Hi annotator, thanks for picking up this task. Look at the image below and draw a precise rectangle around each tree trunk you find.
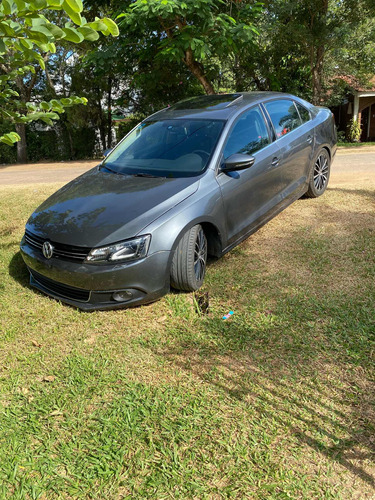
[96,87,106,151]
[66,125,75,160]
[311,46,324,105]
[16,123,27,163]
[184,48,215,94]
[107,76,112,148]
[234,55,244,91]
[309,0,328,105]
[99,119,107,152]
[14,67,41,163]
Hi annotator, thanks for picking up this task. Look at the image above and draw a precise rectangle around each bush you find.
[347,118,361,142]
[336,130,346,143]
[26,128,67,162]
[0,120,98,164]
[0,121,17,164]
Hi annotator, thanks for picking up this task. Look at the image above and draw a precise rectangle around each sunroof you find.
[170,94,242,110]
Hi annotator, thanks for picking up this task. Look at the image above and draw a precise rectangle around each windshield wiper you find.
[100,164,122,175]
[132,173,165,178]
[101,165,166,178]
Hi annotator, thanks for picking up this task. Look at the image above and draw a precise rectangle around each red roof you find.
[334,75,375,92]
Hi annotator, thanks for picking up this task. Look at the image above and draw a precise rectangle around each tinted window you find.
[103,119,225,178]
[264,100,301,138]
[223,106,270,159]
[295,101,310,123]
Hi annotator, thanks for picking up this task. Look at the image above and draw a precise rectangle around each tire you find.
[170,224,207,291]
[305,149,331,198]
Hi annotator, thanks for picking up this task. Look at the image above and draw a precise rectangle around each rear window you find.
[295,101,310,123]
[264,99,301,138]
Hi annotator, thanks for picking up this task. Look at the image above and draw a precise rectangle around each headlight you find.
[85,235,151,263]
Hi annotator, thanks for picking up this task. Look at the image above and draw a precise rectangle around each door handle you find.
[271,157,279,167]
[307,135,313,144]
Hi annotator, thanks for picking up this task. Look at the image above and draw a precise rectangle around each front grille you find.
[30,270,90,302]
[25,230,90,262]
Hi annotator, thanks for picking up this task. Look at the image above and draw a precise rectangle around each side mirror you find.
[221,154,255,172]
[103,148,113,158]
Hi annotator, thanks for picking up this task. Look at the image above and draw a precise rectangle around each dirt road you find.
[0,160,99,186]
[0,148,374,186]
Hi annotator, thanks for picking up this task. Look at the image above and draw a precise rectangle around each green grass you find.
[0,183,374,499]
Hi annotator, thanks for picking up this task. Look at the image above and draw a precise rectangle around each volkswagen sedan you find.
[20,92,337,310]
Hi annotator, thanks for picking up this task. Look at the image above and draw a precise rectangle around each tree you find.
[0,0,119,162]
[118,0,262,95]
[253,0,375,104]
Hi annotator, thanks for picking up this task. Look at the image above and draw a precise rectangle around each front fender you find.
[142,172,226,275]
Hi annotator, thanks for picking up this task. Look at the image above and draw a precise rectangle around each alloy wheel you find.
[313,153,329,191]
[193,228,207,281]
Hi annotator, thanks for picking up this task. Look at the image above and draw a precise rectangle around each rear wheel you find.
[305,149,331,198]
[171,224,207,291]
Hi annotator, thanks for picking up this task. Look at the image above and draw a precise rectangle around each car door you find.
[216,105,283,246]
[262,99,314,199]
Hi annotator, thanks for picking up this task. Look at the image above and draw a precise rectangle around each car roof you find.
[146,92,302,121]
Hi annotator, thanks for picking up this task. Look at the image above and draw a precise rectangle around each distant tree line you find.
[1,0,374,163]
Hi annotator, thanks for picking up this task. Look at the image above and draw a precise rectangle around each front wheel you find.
[305,149,331,198]
[170,224,207,291]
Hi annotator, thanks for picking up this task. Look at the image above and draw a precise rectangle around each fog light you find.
[112,291,133,302]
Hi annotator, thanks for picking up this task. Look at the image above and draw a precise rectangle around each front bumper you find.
[20,237,170,311]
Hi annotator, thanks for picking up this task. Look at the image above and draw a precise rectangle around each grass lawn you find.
[0,175,374,499]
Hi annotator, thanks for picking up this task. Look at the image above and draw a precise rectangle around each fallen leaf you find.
[157,315,167,323]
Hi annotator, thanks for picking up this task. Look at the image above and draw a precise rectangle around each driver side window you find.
[224,105,270,159]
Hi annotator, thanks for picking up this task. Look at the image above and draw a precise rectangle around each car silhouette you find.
[20,92,337,310]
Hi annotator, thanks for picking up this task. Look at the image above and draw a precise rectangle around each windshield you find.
[102,119,225,178]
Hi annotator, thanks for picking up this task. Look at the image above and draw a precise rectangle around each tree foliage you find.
[1,0,375,163]
[0,0,118,152]
[118,0,262,94]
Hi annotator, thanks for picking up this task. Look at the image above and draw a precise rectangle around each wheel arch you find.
[166,218,223,290]
[167,218,223,270]
[322,145,331,159]
[200,221,223,257]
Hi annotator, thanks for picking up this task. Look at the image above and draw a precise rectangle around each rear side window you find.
[223,105,270,159]
[295,101,310,123]
[264,99,301,138]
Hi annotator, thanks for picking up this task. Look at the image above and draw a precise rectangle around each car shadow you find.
[8,251,30,288]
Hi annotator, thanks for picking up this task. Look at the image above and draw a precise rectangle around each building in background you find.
[332,76,375,142]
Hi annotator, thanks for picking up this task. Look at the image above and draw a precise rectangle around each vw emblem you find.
[42,241,54,259]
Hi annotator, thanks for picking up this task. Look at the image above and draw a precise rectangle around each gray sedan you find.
[20,92,337,310]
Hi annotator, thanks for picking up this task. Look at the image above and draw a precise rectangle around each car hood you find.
[26,167,199,247]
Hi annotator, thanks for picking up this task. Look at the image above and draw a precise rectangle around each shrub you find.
[336,130,346,143]
[347,118,361,142]
[0,120,99,164]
